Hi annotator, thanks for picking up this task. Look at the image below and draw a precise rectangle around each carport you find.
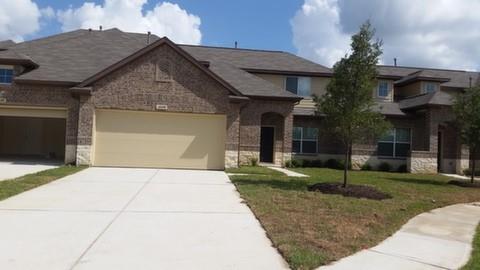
[0,106,67,162]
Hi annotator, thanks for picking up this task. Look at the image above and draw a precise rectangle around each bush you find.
[361,163,372,171]
[302,159,312,167]
[464,168,480,176]
[337,159,352,170]
[310,159,323,168]
[378,162,392,172]
[397,164,408,173]
[291,159,304,168]
[325,159,340,169]
[284,160,292,168]
[249,157,258,167]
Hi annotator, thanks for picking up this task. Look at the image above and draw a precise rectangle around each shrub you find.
[325,159,339,169]
[337,159,352,170]
[302,159,312,167]
[249,157,258,167]
[397,164,408,173]
[361,163,372,171]
[291,159,304,168]
[284,160,292,168]
[378,162,392,172]
[464,168,480,176]
[310,159,323,168]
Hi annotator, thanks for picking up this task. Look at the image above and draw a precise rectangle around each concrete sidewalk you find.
[318,203,480,270]
[0,160,59,181]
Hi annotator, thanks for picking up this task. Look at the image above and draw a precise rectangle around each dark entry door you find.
[260,127,275,163]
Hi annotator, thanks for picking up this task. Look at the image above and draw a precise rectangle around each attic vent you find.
[156,59,173,82]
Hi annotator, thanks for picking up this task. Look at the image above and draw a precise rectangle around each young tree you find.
[453,85,480,183]
[314,21,390,187]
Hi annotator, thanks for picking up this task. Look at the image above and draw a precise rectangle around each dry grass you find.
[230,167,480,270]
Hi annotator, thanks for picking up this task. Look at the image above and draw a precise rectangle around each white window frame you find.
[285,76,312,97]
[0,65,14,85]
[377,128,412,158]
[293,127,318,154]
[377,80,390,98]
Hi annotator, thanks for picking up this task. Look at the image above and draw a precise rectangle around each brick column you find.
[76,95,94,165]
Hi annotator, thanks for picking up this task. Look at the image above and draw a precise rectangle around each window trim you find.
[284,76,312,98]
[377,80,390,98]
[377,128,412,158]
[292,127,318,154]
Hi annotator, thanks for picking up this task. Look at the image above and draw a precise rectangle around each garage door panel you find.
[93,110,226,170]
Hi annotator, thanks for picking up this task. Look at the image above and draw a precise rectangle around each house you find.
[0,28,477,173]
[291,66,480,174]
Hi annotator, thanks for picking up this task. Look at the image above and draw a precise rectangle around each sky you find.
[1,0,479,70]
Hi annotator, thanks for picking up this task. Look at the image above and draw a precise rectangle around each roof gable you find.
[77,37,243,97]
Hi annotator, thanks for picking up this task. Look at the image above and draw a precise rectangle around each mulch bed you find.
[449,180,480,188]
[308,182,392,200]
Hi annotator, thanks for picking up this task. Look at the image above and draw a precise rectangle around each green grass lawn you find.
[225,166,284,176]
[229,167,480,270]
[462,225,480,270]
[0,165,86,201]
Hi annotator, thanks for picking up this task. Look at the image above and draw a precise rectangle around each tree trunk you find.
[343,144,350,188]
[471,147,476,184]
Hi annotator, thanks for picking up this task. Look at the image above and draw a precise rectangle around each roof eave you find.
[247,94,303,102]
[243,68,332,77]
[13,78,78,86]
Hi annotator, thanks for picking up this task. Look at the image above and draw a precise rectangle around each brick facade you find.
[0,83,78,163]
[0,43,296,169]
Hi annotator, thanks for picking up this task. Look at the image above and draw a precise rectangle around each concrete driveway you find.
[0,159,59,181]
[0,167,288,270]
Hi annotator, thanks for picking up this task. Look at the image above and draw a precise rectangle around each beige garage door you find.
[93,110,226,170]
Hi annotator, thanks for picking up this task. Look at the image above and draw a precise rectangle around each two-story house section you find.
[285,64,479,174]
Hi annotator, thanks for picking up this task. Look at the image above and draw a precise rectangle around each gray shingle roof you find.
[11,29,155,83]
[399,90,455,110]
[207,61,298,99]
[179,45,332,75]
[0,28,324,99]
[0,40,15,50]
[378,65,480,89]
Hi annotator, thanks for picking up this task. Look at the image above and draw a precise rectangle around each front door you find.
[260,126,275,163]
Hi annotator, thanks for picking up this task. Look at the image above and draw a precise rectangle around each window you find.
[423,82,437,93]
[286,77,311,97]
[377,81,389,97]
[0,68,13,84]
[155,60,172,82]
[377,128,411,158]
[293,127,318,154]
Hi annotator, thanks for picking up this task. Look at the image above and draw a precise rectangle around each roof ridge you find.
[178,43,285,54]
[378,64,474,73]
[18,29,89,46]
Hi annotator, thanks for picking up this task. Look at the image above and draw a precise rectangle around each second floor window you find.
[0,68,13,84]
[423,82,437,93]
[377,81,389,98]
[286,77,311,97]
[293,127,318,154]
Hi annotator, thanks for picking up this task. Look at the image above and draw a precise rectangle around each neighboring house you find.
[0,28,477,173]
[291,66,480,174]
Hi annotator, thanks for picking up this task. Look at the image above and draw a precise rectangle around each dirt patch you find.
[308,182,392,200]
[449,180,480,188]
